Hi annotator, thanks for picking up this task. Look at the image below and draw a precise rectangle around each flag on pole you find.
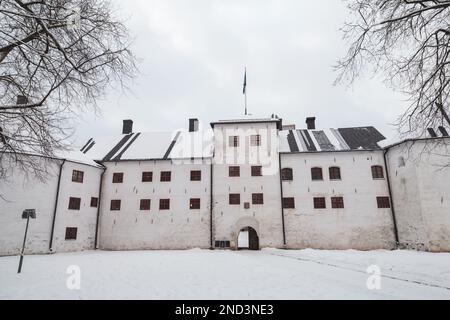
[243,68,247,95]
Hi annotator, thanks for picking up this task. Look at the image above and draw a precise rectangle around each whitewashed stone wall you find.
[0,155,103,256]
[51,161,103,253]
[212,122,284,249]
[98,159,212,250]
[281,151,397,250]
[386,139,450,252]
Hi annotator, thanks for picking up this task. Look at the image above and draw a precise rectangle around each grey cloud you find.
[73,0,407,146]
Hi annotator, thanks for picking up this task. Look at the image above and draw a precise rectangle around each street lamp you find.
[18,209,36,274]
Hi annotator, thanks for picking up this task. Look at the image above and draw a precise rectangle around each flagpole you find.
[244,67,248,116]
[245,91,247,116]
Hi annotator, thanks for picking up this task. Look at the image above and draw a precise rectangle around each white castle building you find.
[1,116,449,255]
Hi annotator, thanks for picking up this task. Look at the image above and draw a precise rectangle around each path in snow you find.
[0,249,449,300]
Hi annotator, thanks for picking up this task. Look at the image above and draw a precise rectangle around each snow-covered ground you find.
[0,249,449,300]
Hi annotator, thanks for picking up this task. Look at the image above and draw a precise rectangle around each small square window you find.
[140,199,151,211]
[65,227,77,240]
[72,170,84,183]
[161,171,171,182]
[110,200,121,211]
[331,197,344,209]
[314,197,326,209]
[252,193,264,205]
[190,171,202,181]
[190,198,201,209]
[377,197,391,209]
[372,166,385,179]
[68,197,81,210]
[159,199,170,210]
[90,197,98,208]
[283,197,295,209]
[229,136,239,147]
[251,166,262,177]
[282,168,293,181]
[329,167,341,180]
[229,194,241,205]
[250,135,261,147]
[229,166,240,177]
[311,168,323,181]
[112,173,124,183]
[142,172,153,182]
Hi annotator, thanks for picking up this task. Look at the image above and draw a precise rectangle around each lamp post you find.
[18,209,36,274]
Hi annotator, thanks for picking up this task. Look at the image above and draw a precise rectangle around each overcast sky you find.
[73,0,408,146]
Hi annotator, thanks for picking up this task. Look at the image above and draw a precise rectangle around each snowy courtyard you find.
[0,249,449,300]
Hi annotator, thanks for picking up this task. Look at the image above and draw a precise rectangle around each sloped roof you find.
[81,124,386,161]
[279,127,386,153]
[81,130,214,162]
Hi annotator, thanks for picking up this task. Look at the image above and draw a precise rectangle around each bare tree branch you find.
[336,0,450,139]
[0,0,137,180]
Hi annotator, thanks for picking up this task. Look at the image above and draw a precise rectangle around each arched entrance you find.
[237,227,259,250]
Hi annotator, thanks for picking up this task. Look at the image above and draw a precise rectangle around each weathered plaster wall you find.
[212,122,284,249]
[386,139,450,252]
[98,159,212,250]
[0,155,103,256]
[281,151,397,250]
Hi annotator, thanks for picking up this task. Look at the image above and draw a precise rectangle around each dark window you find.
[65,227,77,240]
[160,171,172,182]
[190,170,202,181]
[311,167,323,181]
[72,170,84,183]
[68,197,81,210]
[250,135,261,147]
[229,166,240,177]
[215,240,231,248]
[377,197,391,209]
[314,197,326,209]
[229,194,241,205]
[159,199,170,210]
[252,193,264,205]
[251,166,262,177]
[331,197,345,209]
[140,199,151,211]
[229,136,239,147]
[90,197,98,208]
[282,197,295,209]
[244,202,250,209]
[190,198,201,209]
[281,168,293,181]
[372,166,384,179]
[112,173,124,183]
[142,172,153,182]
[110,200,121,211]
[329,167,341,180]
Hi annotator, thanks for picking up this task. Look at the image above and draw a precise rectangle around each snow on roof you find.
[55,149,103,168]
[279,127,386,153]
[82,130,214,161]
[80,121,386,162]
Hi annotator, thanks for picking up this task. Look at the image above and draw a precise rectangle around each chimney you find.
[306,117,316,130]
[189,118,199,132]
[427,128,437,138]
[438,126,449,137]
[122,119,133,135]
[17,95,28,105]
